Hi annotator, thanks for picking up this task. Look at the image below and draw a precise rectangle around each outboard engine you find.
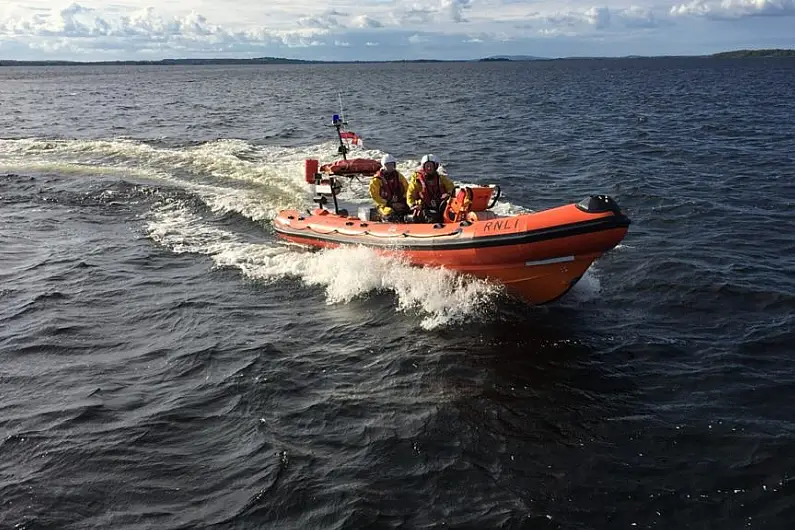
[576,195,623,215]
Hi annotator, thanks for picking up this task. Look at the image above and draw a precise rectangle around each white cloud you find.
[398,8,436,25]
[586,6,612,28]
[529,5,664,31]
[352,15,383,29]
[670,0,795,18]
[442,0,474,23]
[619,6,660,27]
[0,3,334,56]
[298,14,342,30]
[0,1,793,61]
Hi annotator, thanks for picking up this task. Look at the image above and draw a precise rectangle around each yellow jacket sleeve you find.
[369,177,390,215]
[406,172,422,209]
[369,176,386,207]
[399,172,409,196]
[398,172,410,210]
[440,174,455,195]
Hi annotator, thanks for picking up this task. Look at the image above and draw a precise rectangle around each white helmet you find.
[421,154,439,166]
[381,154,397,168]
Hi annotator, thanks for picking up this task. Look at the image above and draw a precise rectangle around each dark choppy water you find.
[2,59,795,529]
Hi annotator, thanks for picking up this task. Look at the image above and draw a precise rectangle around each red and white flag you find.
[339,131,363,147]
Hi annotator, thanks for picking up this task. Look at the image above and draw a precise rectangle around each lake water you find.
[1,58,794,528]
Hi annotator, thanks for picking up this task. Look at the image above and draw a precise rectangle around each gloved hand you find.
[382,206,393,216]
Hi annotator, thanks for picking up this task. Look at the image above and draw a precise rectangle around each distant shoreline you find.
[1,49,793,67]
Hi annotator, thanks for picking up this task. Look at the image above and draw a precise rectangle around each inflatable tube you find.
[273,196,630,304]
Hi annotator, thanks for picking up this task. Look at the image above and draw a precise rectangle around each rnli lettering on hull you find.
[482,219,519,233]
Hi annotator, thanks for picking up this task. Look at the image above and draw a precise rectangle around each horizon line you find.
[2,48,794,66]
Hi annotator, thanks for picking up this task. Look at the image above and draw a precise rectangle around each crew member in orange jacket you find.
[369,154,410,222]
[406,154,455,223]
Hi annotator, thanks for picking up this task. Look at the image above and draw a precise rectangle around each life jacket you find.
[377,170,407,207]
[416,170,444,209]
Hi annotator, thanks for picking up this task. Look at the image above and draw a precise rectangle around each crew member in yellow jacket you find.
[369,154,410,222]
[406,154,455,223]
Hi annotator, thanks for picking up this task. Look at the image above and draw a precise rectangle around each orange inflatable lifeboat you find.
[274,182,631,304]
[319,158,381,177]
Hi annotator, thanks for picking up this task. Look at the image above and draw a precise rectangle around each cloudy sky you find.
[0,1,793,61]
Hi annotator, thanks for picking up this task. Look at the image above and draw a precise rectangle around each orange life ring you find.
[320,158,381,176]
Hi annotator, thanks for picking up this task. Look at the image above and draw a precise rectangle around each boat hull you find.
[273,199,630,304]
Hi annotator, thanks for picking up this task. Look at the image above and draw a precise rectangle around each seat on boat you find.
[467,187,495,212]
